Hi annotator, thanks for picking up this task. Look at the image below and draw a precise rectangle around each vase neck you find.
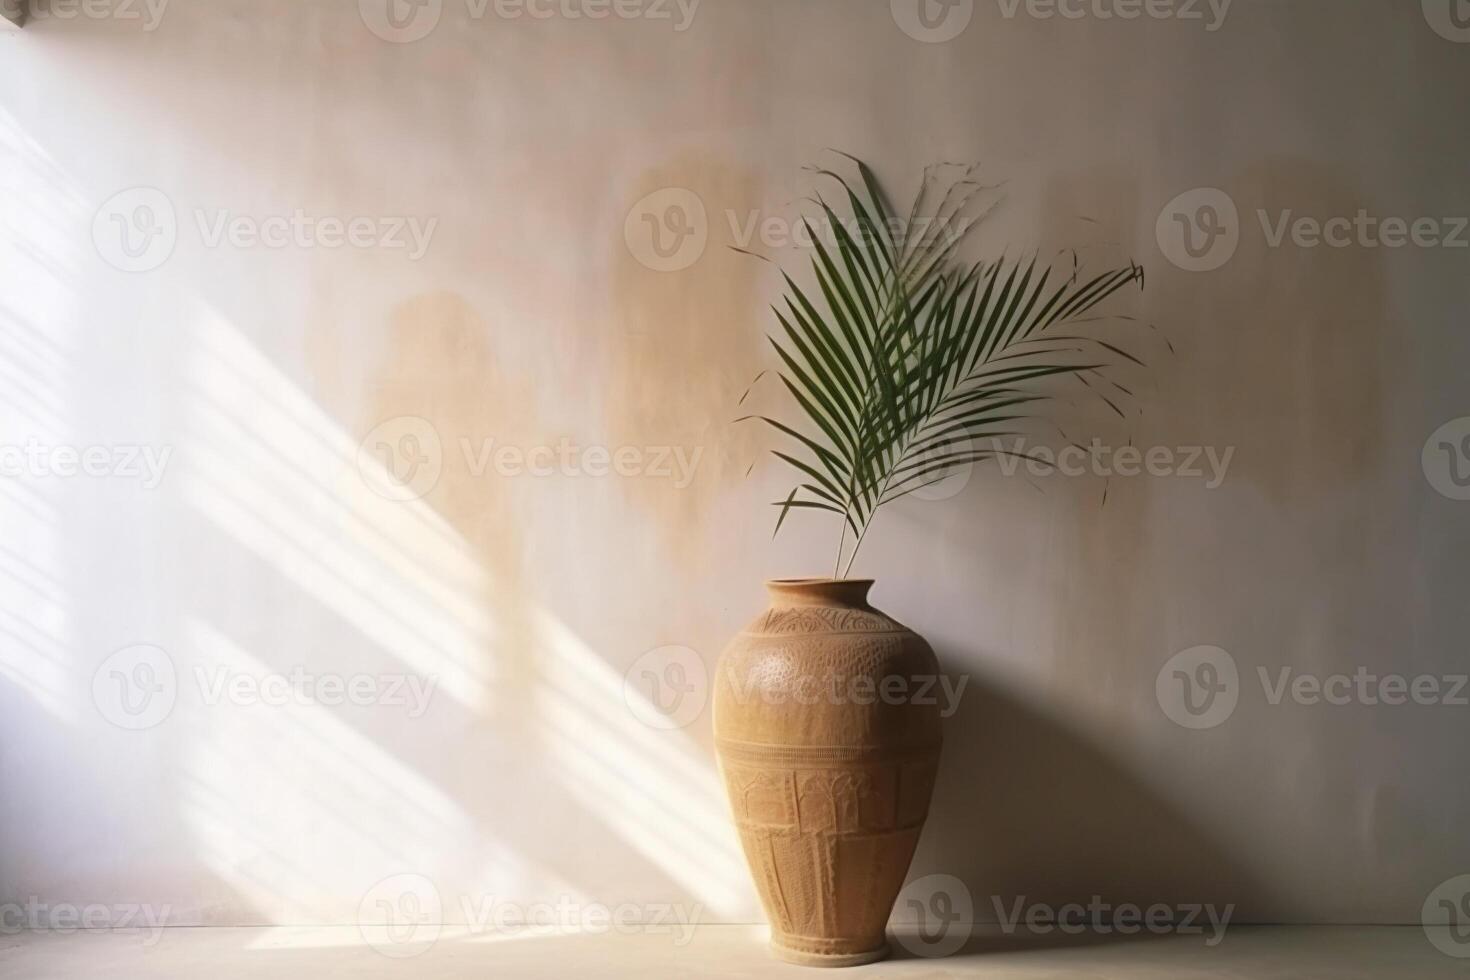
[765,578,875,609]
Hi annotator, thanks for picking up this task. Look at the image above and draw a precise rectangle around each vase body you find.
[712,579,943,967]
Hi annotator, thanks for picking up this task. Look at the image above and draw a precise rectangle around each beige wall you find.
[0,0,1467,929]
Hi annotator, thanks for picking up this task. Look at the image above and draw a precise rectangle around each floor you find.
[1,925,1464,978]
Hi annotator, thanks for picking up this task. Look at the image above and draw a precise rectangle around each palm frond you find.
[742,157,1147,576]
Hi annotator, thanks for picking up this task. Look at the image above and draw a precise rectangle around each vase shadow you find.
[886,924,1183,960]
[900,651,1269,957]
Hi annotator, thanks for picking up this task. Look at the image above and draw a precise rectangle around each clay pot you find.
[713,579,944,967]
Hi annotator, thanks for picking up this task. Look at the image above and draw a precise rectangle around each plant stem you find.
[833,520,847,579]
[841,429,912,577]
[842,522,869,578]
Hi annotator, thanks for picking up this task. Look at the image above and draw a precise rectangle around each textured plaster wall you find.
[0,0,1467,928]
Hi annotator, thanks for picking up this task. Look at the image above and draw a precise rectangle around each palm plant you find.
[739,155,1149,578]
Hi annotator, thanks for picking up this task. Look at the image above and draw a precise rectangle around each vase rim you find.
[764,578,875,607]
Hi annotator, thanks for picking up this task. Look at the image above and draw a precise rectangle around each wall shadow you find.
[900,151,1405,927]
[915,652,1263,927]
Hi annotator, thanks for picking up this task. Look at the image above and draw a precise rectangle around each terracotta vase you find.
[712,578,944,967]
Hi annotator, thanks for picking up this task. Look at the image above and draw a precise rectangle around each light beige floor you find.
[0,925,1463,978]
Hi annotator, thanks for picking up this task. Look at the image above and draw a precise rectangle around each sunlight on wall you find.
[0,107,80,723]
[535,614,755,920]
[179,304,496,711]
[182,617,485,922]
[173,307,754,924]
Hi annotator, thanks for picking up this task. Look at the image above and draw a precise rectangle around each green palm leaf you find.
[740,157,1148,576]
